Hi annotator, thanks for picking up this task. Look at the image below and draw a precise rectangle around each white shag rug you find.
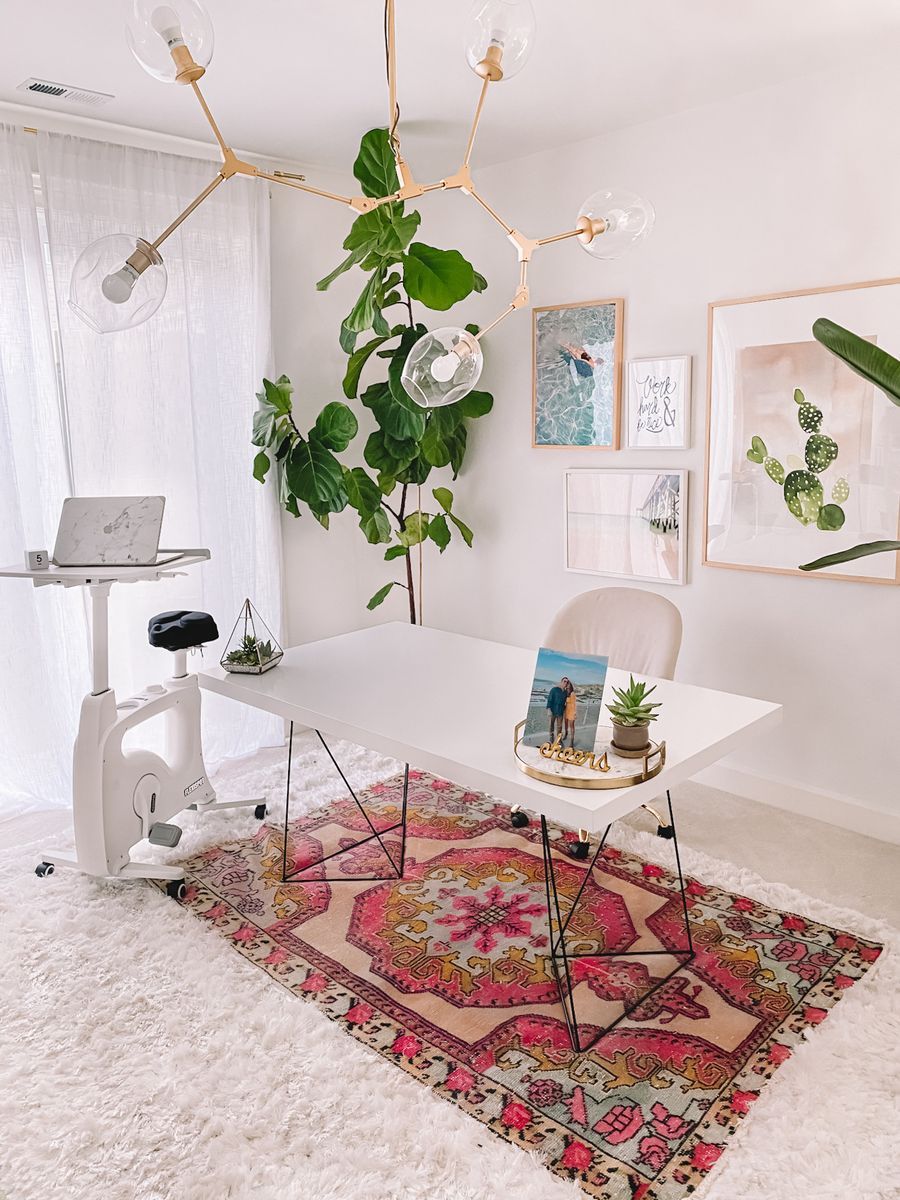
[0,734,897,1200]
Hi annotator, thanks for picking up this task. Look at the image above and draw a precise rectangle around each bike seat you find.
[148,610,219,651]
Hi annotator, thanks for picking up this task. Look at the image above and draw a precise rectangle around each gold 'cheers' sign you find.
[539,738,611,772]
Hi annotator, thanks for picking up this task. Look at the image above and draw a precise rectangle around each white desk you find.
[199,621,781,834]
[200,621,781,1052]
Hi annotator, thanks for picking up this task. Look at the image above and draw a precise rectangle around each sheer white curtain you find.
[0,125,89,816]
[37,130,283,767]
[0,128,282,817]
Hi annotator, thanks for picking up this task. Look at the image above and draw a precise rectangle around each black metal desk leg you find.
[541,797,695,1055]
[279,723,409,884]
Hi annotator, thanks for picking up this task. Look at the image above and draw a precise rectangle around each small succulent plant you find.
[746,388,849,530]
[606,675,662,727]
[224,634,277,668]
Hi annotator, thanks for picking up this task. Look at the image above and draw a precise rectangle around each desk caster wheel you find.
[657,825,675,840]
[35,862,54,878]
[166,879,187,901]
[570,841,590,860]
[254,803,267,820]
[510,807,529,829]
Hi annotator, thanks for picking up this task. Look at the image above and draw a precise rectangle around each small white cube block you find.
[25,549,50,571]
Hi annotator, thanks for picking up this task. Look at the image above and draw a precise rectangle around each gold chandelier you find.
[69,0,654,408]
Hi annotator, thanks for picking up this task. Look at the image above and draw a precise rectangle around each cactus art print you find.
[746,387,849,532]
[705,280,900,585]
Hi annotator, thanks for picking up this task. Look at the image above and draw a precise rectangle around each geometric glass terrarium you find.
[220,598,283,674]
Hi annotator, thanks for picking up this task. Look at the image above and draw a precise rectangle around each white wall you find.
[271,57,900,840]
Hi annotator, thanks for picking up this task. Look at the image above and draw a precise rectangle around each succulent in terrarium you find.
[220,598,283,674]
[224,634,276,668]
[606,675,662,727]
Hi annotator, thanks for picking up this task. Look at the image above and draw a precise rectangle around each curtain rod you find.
[7,113,308,180]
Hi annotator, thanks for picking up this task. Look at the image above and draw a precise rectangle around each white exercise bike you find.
[0,551,264,899]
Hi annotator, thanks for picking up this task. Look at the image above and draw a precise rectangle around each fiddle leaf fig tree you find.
[251,127,492,622]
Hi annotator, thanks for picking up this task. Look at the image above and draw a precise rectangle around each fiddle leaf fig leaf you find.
[316,247,366,292]
[312,402,358,452]
[360,506,392,544]
[285,440,344,505]
[262,375,294,415]
[343,334,395,399]
[361,381,426,442]
[402,243,476,311]
[432,486,453,514]
[427,512,450,552]
[384,544,408,561]
[343,466,382,516]
[252,450,270,484]
[251,408,277,448]
[354,128,399,199]
[449,513,473,547]
[398,511,429,547]
[367,580,400,610]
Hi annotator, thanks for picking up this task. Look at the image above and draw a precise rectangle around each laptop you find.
[52,496,183,568]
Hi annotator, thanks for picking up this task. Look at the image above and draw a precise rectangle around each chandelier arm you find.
[385,0,402,165]
[462,76,491,169]
[255,170,359,208]
[149,172,227,251]
[466,184,514,235]
[475,261,530,341]
[537,226,586,247]
[190,81,230,159]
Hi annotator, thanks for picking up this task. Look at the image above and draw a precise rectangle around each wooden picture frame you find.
[532,298,623,448]
[563,468,688,586]
[625,355,692,450]
[704,277,900,585]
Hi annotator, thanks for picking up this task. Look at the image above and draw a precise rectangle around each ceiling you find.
[3,0,899,177]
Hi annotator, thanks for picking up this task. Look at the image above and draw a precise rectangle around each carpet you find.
[167,766,883,1200]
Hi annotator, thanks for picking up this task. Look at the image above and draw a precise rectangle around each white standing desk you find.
[199,621,781,834]
[200,620,781,1052]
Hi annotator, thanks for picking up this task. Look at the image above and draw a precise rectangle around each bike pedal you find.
[148,822,183,848]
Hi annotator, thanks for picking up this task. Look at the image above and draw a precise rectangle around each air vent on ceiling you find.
[17,78,114,107]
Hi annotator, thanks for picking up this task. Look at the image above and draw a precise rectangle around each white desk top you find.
[0,550,210,587]
[199,622,781,832]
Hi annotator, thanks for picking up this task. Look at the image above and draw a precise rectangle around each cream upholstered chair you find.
[543,587,683,680]
[510,587,683,839]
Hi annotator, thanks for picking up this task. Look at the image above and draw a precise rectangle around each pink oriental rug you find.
[168,771,882,1199]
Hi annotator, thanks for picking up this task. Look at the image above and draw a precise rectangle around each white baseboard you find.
[697,763,900,846]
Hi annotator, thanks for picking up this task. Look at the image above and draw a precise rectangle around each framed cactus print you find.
[704,278,900,584]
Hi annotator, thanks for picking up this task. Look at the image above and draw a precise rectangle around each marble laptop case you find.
[52,496,178,567]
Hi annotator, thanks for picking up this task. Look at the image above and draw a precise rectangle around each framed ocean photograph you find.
[564,468,687,585]
[626,355,692,449]
[704,278,900,585]
[521,646,609,752]
[532,298,623,448]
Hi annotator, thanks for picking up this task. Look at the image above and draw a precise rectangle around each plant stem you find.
[397,482,416,624]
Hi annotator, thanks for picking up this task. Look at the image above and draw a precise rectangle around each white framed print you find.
[626,355,692,449]
[564,468,688,586]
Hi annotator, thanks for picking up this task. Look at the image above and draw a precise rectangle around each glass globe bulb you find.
[124,0,214,83]
[465,0,536,81]
[576,187,655,260]
[69,234,168,334]
[401,328,484,409]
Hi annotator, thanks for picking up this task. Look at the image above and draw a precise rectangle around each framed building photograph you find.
[704,278,900,584]
[626,355,691,449]
[564,468,687,585]
[533,298,623,448]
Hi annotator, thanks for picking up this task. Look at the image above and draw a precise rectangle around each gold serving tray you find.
[513,721,666,790]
